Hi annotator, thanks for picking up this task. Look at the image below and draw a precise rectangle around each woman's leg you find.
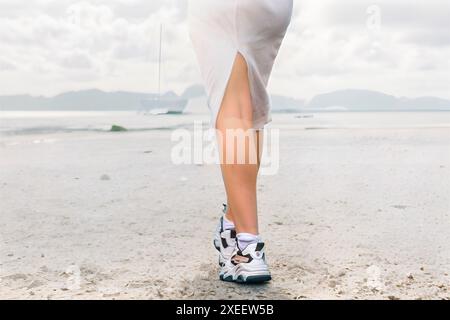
[225,130,263,227]
[216,53,263,235]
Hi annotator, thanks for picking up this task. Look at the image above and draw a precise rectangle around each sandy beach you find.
[1,111,450,300]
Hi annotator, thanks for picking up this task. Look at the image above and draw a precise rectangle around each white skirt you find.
[188,0,293,129]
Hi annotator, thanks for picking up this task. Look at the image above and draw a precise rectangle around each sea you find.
[1,111,450,136]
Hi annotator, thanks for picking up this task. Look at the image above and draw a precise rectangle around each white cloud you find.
[0,0,193,96]
[0,0,449,99]
[0,58,16,71]
[272,0,450,99]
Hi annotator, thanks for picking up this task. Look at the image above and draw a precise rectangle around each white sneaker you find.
[213,205,237,278]
[213,204,231,251]
[221,242,272,284]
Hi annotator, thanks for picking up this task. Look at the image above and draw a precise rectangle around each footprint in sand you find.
[391,205,409,210]
[100,174,111,181]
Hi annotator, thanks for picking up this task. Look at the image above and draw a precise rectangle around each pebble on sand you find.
[100,174,111,181]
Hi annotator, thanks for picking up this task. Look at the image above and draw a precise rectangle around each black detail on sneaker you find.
[213,239,220,251]
[219,216,224,233]
[230,229,237,239]
[255,242,265,252]
[237,275,272,284]
[231,252,253,266]
[222,275,234,282]
[221,236,229,249]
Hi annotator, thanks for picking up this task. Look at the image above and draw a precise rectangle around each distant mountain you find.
[181,84,205,99]
[0,89,157,111]
[307,89,450,111]
[1,87,449,112]
[271,95,305,113]
[398,96,450,109]
[0,85,205,111]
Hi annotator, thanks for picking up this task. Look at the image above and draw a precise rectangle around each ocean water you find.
[1,111,450,136]
[274,111,450,130]
[0,111,208,135]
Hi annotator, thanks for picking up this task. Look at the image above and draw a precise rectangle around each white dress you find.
[188,0,293,129]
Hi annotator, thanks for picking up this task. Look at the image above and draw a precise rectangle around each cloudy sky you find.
[0,0,449,100]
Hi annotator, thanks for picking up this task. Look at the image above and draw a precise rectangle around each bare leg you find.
[225,131,263,225]
[216,53,263,235]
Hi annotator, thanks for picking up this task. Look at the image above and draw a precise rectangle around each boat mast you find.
[158,24,163,100]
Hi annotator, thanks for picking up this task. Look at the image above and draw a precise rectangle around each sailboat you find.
[141,25,188,115]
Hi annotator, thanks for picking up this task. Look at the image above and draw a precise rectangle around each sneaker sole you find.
[220,274,272,284]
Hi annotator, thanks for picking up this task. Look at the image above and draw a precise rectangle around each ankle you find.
[237,233,261,251]
[224,213,234,223]
[223,214,235,230]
